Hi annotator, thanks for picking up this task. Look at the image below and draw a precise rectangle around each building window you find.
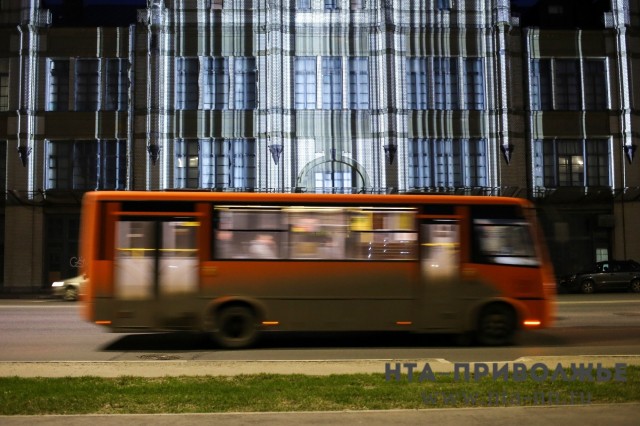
[47,58,129,112]
[322,57,342,110]
[585,139,610,186]
[433,58,459,110]
[350,0,364,10]
[47,59,70,112]
[297,0,311,10]
[437,0,452,10]
[583,59,607,111]
[175,138,256,190]
[104,59,129,111]
[294,56,366,110]
[46,140,127,190]
[201,138,230,188]
[406,58,429,110]
[534,139,610,188]
[315,170,353,193]
[176,57,254,110]
[175,139,200,188]
[175,57,199,110]
[230,138,256,188]
[408,138,487,188]
[74,59,99,112]
[176,138,231,189]
[99,140,127,189]
[434,139,461,186]
[596,248,608,262]
[530,58,607,111]
[464,58,484,110]
[554,59,581,110]
[325,0,338,10]
[234,57,256,110]
[0,72,8,111]
[202,57,229,110]
[465,138,487,186]
[294,57,317,110]
[348,57,369,109]
[407,57,482,110]
[557,148,584,186]
[530,59,553,111]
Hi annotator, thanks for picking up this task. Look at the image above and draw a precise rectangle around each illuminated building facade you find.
[0,0,638,290]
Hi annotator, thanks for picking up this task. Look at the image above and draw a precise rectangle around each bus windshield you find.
[473,219,539,266]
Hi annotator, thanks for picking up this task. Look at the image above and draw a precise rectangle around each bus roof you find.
[82,191,532,208]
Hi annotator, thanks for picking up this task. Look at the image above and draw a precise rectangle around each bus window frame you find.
[211,204,419,261]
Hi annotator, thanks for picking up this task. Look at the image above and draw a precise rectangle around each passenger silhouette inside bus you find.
[249,234,277,259]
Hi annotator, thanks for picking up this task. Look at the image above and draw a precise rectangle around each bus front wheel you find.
[476,304,516,346]
[213,306,258,349]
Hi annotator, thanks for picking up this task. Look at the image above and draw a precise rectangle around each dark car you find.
[559,260,640,294]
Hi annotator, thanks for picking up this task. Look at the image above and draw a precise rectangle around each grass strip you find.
[1,367,639,415]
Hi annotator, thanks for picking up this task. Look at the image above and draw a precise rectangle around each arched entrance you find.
[297,156,370,193]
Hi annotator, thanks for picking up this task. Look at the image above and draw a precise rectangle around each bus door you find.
[415,217,461,330]
[113,216,199,327]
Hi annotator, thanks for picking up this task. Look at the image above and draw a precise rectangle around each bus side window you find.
[214,230,236,259]
[288,210,347,260]
[347,210,417,260]
[248,234,278,259]
[213,208,286,259]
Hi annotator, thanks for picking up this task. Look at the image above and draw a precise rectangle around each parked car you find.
[51,275,86,301]
[559,260,640,294]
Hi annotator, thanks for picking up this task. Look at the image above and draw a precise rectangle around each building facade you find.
[0,0,638,290]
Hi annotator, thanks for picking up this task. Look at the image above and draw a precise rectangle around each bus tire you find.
[213,305,258,349]
[476,303,516,346]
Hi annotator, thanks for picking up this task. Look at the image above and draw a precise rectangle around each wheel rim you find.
[64,287,78,301]
[581,281,594,294]
[631,280,640,293]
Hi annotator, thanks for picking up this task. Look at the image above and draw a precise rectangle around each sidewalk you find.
[1,357,639,425]
[1,404,639,426]
[1,355,639,377]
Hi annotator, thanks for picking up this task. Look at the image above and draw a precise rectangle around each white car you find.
[51,275,86,301]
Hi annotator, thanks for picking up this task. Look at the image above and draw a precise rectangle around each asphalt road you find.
[0,293,639,362]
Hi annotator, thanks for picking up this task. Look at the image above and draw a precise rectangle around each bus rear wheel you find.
[476,304,516,346]
[213,306,258,349]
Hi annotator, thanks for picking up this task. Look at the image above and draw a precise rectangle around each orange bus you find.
[79,191,555,347]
